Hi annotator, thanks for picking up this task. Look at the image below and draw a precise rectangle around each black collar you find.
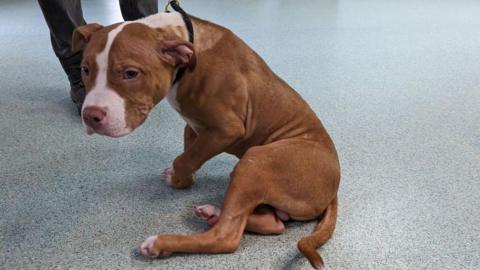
[167,1,194,84]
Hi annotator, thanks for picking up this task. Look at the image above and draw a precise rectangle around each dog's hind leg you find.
[140,157,267,257]
[194,204,286,234]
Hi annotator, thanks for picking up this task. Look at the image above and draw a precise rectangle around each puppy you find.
[73,10,340,269]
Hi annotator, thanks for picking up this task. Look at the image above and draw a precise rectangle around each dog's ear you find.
[158,39,196,70]
[72,23,104,52]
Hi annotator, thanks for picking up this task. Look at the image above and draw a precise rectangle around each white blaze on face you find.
[81,22,132,137]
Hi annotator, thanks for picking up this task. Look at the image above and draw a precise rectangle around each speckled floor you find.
[1,0,480,269]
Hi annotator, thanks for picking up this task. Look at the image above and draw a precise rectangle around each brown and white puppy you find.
[73,11,340,270]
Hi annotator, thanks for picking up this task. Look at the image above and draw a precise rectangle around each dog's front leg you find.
[166,123,245,188]
[183,125,197,151]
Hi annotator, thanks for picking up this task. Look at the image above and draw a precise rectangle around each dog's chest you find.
[166,84,201,134]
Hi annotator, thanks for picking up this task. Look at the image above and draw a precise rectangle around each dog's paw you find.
[162,166,195,189]
[162,167,175,187]
[140,235,159,257]
[140,235,172,258]
[193,204,221,226]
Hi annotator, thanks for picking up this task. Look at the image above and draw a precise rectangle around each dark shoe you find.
[59,52,84,115]
[70,81,85,115]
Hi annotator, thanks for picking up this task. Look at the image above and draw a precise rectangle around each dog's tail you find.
[297,195,338,270]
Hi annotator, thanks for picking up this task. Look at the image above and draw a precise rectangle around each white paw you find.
[163,167,175,187]
[140,235,159,258]
[193,204,221,220]
[193,204,221,226]
[162,166,197,187]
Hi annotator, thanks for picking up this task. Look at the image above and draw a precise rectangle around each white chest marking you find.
[166,84,181,112]
[166,84,201,134]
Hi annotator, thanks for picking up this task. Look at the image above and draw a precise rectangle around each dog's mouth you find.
[84,124,132,138]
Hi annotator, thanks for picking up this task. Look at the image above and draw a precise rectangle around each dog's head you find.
[72,13,195,137]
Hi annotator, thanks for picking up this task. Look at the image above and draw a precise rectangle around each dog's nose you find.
[83,106,106,128]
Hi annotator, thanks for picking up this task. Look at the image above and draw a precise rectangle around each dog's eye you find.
[123,68,140,80]
[81,65,89,76]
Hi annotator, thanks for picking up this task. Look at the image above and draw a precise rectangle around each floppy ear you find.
[158,39,196,70]
[72,23,104,52]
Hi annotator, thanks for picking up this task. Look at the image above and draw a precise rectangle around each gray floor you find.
[1,0,479,269]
